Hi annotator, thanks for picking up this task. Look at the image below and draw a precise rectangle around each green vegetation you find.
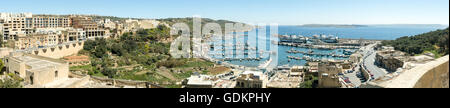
[299,75,318,88]
[0,60,4,75]
[0,78,22,88]
[0,74,23,88]
[73,25,218,87]
[0,34,3,47]
[158,17,249,32]
[381,28,449,57]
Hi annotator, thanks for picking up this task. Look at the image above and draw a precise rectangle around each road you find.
[361,44,387,80]
[344,69,362,87]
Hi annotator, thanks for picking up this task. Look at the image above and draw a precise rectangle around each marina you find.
[205,30,358,68]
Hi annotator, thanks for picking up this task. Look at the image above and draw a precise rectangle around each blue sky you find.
[1,0,448,25]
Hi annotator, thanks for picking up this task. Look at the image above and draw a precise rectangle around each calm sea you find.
[278,25,448,40]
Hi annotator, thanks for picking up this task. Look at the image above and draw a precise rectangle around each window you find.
[55,71,58,77]
[30,75,34,85]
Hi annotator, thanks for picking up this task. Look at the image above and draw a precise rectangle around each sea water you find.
[208,25,448,67]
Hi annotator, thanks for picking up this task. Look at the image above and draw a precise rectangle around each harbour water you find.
[207,25,448,67]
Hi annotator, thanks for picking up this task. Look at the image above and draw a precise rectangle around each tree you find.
[0,74,23,88]
[299,75,318,88]
[382,28,449,56]
[102,68,117,78]
[0,60,4,74]
[0,34,3,47]
[0,78,22,88]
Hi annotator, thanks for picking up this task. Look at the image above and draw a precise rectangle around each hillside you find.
[158,18,253,32]
[381,27,449,57]
[35,14,250,28]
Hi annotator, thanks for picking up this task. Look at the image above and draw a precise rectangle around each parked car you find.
[344,79,351,83]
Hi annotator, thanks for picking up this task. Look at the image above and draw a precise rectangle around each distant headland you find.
[298,24,369,28]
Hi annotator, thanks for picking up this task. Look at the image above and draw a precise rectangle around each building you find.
[31,16,71,28]
[375,50,407,72]
[183,74,213,88]
[14,33,50,49]
[290,66,305,77]
[306,62,319,76]
[318,62,343,88]
[235,71,267,88]
[0,13,33,40]
[267,67,303,88]
[4,52,69,86]
[66,28,86,41]
[1,13,74,41]
[0,48,13,58]
[350,53,362,64]
[70,16,107,39]
[96,19,116,29]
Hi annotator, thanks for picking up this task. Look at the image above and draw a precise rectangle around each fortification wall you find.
[29,42,84,59]
[384,55,449,88]
[413,57,449,88]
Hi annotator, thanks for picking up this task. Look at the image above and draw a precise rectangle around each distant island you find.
[299,24,369,28]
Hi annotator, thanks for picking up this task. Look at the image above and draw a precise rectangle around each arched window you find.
[55,71,58,77]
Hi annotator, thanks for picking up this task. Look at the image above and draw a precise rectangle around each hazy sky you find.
[1,0,448,25]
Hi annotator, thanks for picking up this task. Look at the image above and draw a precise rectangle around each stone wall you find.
[383,55,449,88]
[413,56,449,88]
[360,64,372,81]
[0,48,13,58]
[375,53,404,72]
[25,41,84,59]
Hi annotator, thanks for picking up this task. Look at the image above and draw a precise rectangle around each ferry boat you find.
[343,49,354,55]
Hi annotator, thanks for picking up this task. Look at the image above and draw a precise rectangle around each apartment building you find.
[32,16,71,28]
[0,13,33,40]
[70,16,106,39]
[14,31,69,50]
[13,28,87,50]
[1,13,73,41]
[67,28,86,41]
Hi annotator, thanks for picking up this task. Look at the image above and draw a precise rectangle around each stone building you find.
[318,62,343,88]
[4,52,69,86]
[306,62,319,76]
[375,50,407,72]
[290,66,305,77]
[183,74,213,88]
[235,71,267,88]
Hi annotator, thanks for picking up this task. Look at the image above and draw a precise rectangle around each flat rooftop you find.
[187,75,213,86]
[15,55,65,72]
